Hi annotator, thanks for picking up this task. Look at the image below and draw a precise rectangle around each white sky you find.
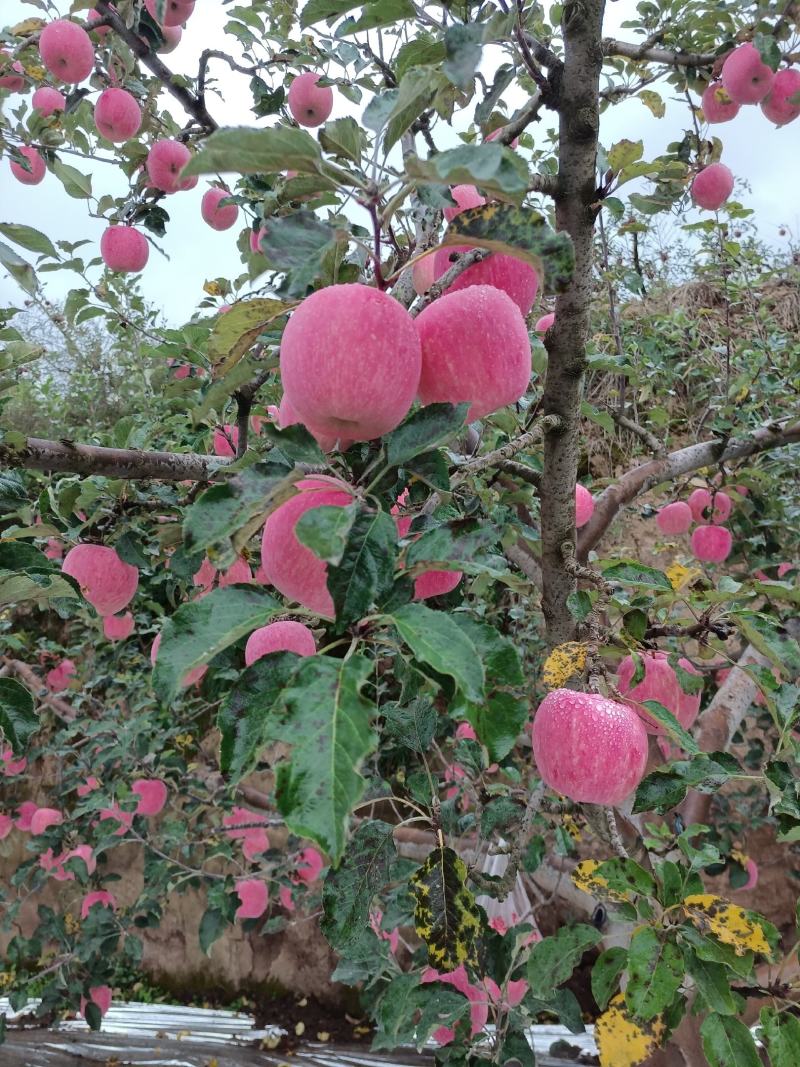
[0,0,798,325]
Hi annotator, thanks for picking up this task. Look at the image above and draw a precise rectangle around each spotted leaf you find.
[681,895,778,959]
[410,845,481,972]
[596,993,666,1067]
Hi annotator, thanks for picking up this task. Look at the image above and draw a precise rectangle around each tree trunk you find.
[540,0,607,646]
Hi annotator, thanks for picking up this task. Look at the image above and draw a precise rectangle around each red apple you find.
[416,285,531,421]
[531,689,648,805]
[280,284,421,442]
[259,476,353,618]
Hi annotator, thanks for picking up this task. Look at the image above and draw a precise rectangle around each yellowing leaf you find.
[665,561,701,591]
[682,894,776,958]
[10,18,44,35]
[542,641,587,689]
[203,280,224,296]
[208,297,292,378]
[562,814,583,841]
[638,90,666,118]
[596,994,665,1067]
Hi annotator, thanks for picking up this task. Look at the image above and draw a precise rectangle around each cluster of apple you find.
[656,486,739,563]
[692,43,800,212]
[2,10,339,275]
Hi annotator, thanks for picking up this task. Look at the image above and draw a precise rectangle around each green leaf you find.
[591,947,627,1011]
[599,559,672,590]
[685,955,738,1015]
[0,223,58,259]
[0,568,77,607]
[300,0,361,26]
[318,117,366,163]
[735,611,800,674]
[700,1013,761,1067]
[182,462,298,566]
[206,297,288,377]
[384,403,468,467]
[625,927,683,1020]
[633,752,741,814]
[190,354,268,427]
[406,449,451,491]
[152,586,283,701]
[407,145,531,200]
[0,678,38,756]
[679,925,754,978]
[388,603,484,702]
[396,34,447,81]
[296,504,357,566]
[383,698,436,753]
[373,973,468,1051]
[327,508,398,625]
[84,1001,102,1032]
[259,211,336,273]
[273,654,377,861]
[443,23,484,90]
[341,0,415,33]
[443,203,574,293]
[385,68,447,150]
[0,471,27,511]
[217,652,304,779]
[52,158,92,198]
[453,618,526,761]
[760,1006,800,1067]
[639,700,700,754]
[527,925,602,998]
[593,858,657,898]
[410,845,481,971]
[405,523,500,573]
[199,907,226,956]
[181,127,322,178]
[259,422,326,466]
[0,240,37,295]
[321,820,397,954]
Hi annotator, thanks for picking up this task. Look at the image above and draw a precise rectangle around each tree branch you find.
[409,248,490,317]
[578,420,800,557]
[609,409,664,454]
[603,37,718,67]
[95,1,217,132]
[680,645,768,827]
[0,437,231,483]
[456,415,563,478]
[2,658,75,721]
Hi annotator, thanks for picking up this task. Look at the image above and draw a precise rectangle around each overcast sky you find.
[1,1,798,325]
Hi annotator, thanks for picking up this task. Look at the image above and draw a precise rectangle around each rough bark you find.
[578,420,800,557]
[539,0,607,646]
[0,437,230,482]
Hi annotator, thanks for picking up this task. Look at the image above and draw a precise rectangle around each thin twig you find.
[409,248,489,317]
[456,415,563,477]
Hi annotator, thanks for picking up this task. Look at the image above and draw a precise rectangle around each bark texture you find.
[539,0,607,646]
[0,437,230,482]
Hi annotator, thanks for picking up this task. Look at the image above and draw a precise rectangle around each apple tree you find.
[0,1,799,1064]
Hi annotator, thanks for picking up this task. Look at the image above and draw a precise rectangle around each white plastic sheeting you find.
[0,999,599,1065]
